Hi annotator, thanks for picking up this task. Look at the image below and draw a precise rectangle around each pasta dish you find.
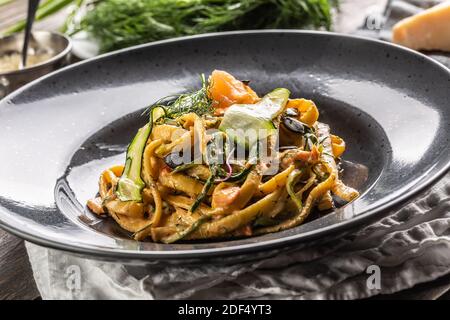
[87,70,359,243]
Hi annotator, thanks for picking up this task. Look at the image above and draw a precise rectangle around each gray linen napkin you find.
[25,0,450,299]
[26,173,450,299]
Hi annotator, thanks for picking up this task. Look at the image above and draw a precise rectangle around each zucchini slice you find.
[116,107,164,202]
[219,88,290,148]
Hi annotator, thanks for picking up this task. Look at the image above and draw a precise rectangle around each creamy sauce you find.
[0,52,53,73]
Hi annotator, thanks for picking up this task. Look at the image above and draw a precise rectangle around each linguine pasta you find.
[87,70,359,243]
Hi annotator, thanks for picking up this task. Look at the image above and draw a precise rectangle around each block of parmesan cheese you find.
[392,1,450,52]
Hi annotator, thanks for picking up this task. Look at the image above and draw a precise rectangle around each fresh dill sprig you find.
[3,0,338,50]
[148,73,213,119]
[74,0,337,52]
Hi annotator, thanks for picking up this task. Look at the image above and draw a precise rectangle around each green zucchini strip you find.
[161,215,210,244]
[287,169,303,212]
[116,106,164,202]
[189,169,215,213]
[189,132,224,213]
[226,163,255,182]
[172,163,197,173]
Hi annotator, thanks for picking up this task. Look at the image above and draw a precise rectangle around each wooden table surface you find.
[1,0,449,300]
[0,231,39,299]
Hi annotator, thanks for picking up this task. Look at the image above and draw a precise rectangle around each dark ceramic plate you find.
[0,31,449,264]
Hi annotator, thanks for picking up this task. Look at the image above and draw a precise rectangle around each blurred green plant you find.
[0,0,15,6]
[2,0,338,53]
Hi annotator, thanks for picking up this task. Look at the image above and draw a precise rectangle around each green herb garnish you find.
[147,74,213,119]
[3,1,337,53]
[189,131,223,213]
[165,74,213,118]
[287,169,303,211]
[76,0,336,52]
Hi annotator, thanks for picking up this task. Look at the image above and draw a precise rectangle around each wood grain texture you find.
[0,229,40,300]
[0,0,68,34]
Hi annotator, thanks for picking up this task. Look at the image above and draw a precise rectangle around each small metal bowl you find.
[0,30,72,98]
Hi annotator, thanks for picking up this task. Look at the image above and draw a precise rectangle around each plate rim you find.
[0,30,449,261]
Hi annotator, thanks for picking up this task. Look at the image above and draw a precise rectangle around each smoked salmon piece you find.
[208,70,259,115]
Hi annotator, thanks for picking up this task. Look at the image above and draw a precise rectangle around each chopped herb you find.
[159,74,213,119]
[162,215,210,243]
[287,169,303,211]
[69,0,337,53]
[190,169,216,213]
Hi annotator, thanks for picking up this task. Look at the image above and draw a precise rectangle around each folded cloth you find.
[25,0,450,300]
[26,172,450,299]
